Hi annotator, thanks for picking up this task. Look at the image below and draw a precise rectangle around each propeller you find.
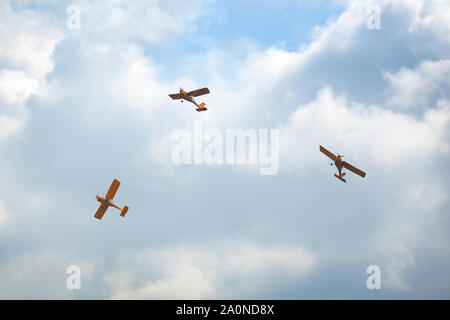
[337,153,344,158]
[180,87,184,102]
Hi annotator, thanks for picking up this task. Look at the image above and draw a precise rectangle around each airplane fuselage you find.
[180,89,200,107]
[96,195,121,210]
[333,156,346,182]
[334,156,344,173]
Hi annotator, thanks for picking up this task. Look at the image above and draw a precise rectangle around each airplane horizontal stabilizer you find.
[334,174,346,183]
[120,206,129,217]
[196,103,207,112]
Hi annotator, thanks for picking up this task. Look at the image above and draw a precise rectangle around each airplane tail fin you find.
[196,103,207,112]
[120,206,129,217]
[334,173,346,183]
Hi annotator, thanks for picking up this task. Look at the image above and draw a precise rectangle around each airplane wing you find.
[105,179,120,200]
[320,145,337,161]
[94,203,109,220]
[188,87,210,97]
[169,93,183,100]
[343,161,366,178]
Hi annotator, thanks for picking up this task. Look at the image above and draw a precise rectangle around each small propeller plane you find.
[169,87,210,112]
[94,178,129,220]
[320,145,366,183]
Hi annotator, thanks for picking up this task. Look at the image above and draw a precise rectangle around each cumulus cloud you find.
[104,244,316,299]
[65,0,211,46]
[383,241,414,291]
[384,59,450,110]
[148,0,450,132]
[105,265,215,300]
[0,3,62,79]
[0,114,23,143]
[0,250,95,299]
[0,70,39,105]
[395,0,450,43]
[280,88,450,170]
[0,2,62,144]
[0,0,449,299]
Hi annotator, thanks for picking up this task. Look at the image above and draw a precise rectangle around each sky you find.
[0,0,449,299]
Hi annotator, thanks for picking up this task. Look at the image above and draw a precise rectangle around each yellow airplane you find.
[169,87,210,112]
[320,145,366,183]
[94,179,129,220]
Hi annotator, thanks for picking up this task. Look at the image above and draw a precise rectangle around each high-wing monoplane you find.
[320,145,366,183]
[169,87,210,112]
[94,178,129,220]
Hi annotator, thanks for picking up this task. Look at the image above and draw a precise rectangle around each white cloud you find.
[397,0,450,43]
[0,70,39,105]
[105,266,215,300]
[383,241,414,291]
[0,3,62,79]
[151,0,450,131]
[75,0,211,46]
[0,114,23,143]
[104,244,316,299]
[107,46,171,114]
[280,88,450,170]
[0,0,449,299]
[0,3,62,145]
[384,59,450,110]
[223,245,316,278]
[0,251,95,299]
